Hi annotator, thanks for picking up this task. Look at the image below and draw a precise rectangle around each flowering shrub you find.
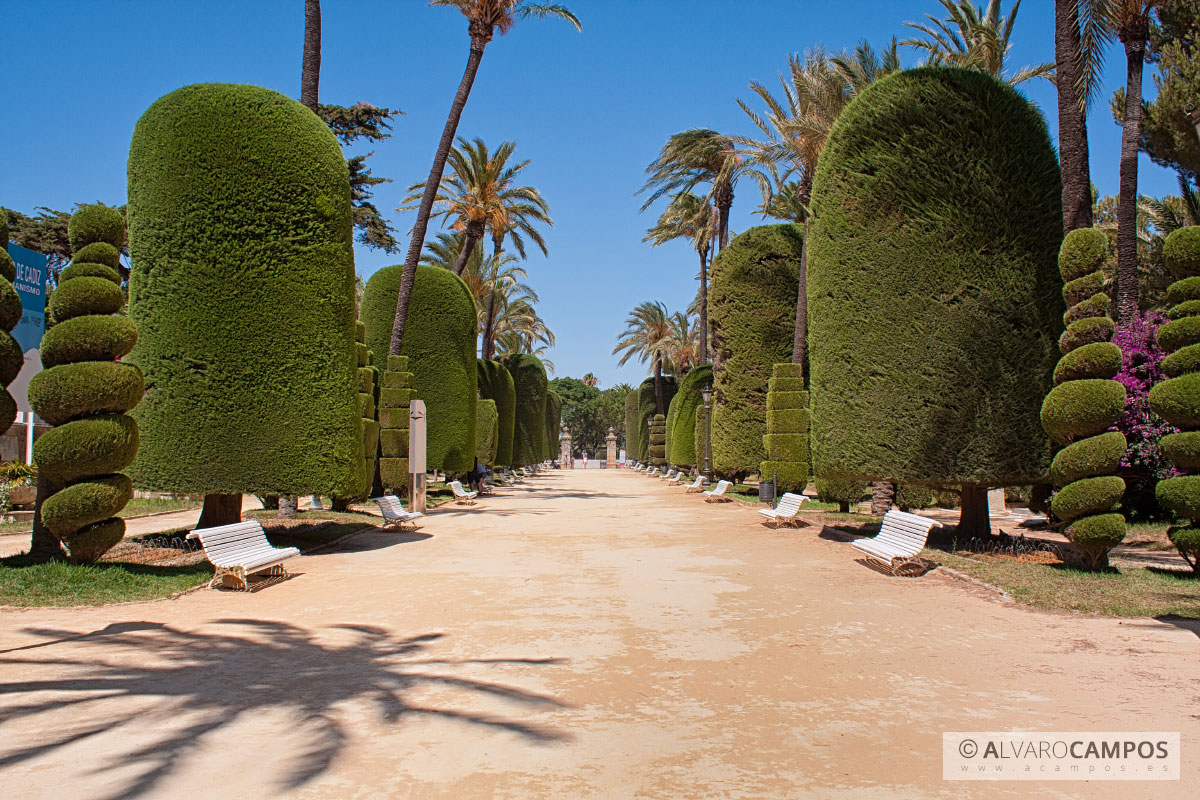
[1111,311,1179,517]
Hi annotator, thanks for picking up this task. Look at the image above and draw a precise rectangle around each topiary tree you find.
[125,83,364,527]
[1040,228,1127,569]
[361,263,477,473]
[666,365,712,467]
[476,399,499,466]
[807,67,1064,537]
[478,359,516,466]
[28,205,140,562]
[506,353,548,466]
[0,212,22,437]
[816,478,869,513]
[544,389,562,461]
[636,376,676,462]
[709,225,802,478]
[1150,226,1200,573]
[377,354,414,491]
[649,413,667,467]
[761,363,809,492]
[624,389,640,461]
[333,320,378,510]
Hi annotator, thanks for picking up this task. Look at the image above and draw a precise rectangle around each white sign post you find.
[408,399,427,513]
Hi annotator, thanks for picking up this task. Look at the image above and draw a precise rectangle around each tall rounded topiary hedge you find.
[1151,226,1200,573]
[29,205,140,562]
[478,359,516,467]
[649,413,667,467]
[1040,228,1127,569]
[544,389,562,461]
[709,225,803,477]
[0,213,22,436]
[636,377,677,462]
[334,320,378,507]
[361,264,477,473]
[125,83,364,507]
[624,389,640,461]
[666,365,712,468]
[506,353,548,466]
[476,398,499,467]
[761,363,809,492]
[807,67,1063,534]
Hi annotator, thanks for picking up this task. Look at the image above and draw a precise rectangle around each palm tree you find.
[1055,0,1095,232]
[402,137,552,275]
[582,373,600,388]
[644,192,715,363]
[663,311,701,377]
[612,301,672,414]
[301,0,321,111]
[901,0,1055,86]
[1078,0,1164,323]
[388,0,579,356]
[494,331,556,374]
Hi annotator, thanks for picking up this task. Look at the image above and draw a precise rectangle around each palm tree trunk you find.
[29,470,64,560]
[300,0,321,112]
[482,292,498,359]
[653,355,665,415]
[870,481,894,516]
[452,224,482,276]
[714,181,733,251]
[1116,37,1147,325]
[791,220,808,372]
[278,495,298,519]
[389,36,488,355]
[198,494,241,528]
[1054,0,1092,233]
[697,247,709,363]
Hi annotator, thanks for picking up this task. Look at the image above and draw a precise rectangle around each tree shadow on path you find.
[0,619,569,799]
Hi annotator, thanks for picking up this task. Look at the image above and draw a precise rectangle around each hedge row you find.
[649,413,667,466]
[476,399,499,466]
[506,353,548,466]
[624,389,640,462]
[30,205,139,562]
[1040,228,1126,569]
[378,354,413,490]
[544,389,562,462]
[761,363,808,492]
[478,359,516,466]
[1151,226,1200,573]
[666,364,712,467]
[336,321,377,505]
[636,376,677,462]
[126,83,364,498]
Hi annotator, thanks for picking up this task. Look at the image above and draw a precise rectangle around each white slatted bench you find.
[758,492,809,528]
[703,480,732,502]
[684,475,708,493]
[666,471,686,485]
[645,467,660,478]
[374,495,424,530]
[658,469,678,482]
[186,521,300,591]
[851,510,942,576]
[448,480,478,504]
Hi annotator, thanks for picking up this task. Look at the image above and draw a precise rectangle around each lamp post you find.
[700,384,713,480]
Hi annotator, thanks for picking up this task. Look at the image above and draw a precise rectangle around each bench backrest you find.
[449,480,469,496]
[875,510,941,557]
[690,476,707,487]
[774,493,806,515]
[186,521,274,566]
[710,480,731,495]
[375,495,407,519]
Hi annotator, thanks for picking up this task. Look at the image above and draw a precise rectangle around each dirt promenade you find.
[0,469,1195,798]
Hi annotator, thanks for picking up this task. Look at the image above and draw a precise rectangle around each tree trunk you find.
[29,470,64,560]
[791,220,808,373]
[653,355,664,415]
[278,496,298,519]
[957,486,991,539]
[300,0,321,112]
[697,246,709,363]
[870,481,894,516]
[1115,38,1147,325]
[714,181,733,252]
[452,223,483,276]
[197,494,242,528]
[1054,0,1093,233]
[331,496,351,512]
[389,37,488,355]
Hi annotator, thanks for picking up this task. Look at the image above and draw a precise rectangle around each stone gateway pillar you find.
[560,431,572,468]
[606,427,617,469]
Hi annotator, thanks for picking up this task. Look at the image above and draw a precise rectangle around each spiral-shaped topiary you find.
[649,414,667,467]
[378,354,414,491]
[1150,226,1200,573]
[761,363,809,492]
[29,205,140,563]
[0,212,21,436]
[1039,228,1126,569]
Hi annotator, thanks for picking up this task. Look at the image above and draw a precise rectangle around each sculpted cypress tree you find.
[476,398,499,466]
[29,205,140,562]
[1040,229,1127,569]
[377,355,414,490]
[761,363,809,492]
[624,389,640,461]
[648,413,667,467]
[126,84,364,526]
[506,353,548,466]
[478,359,516,466]
[544,389,562,461]
[636,376,677,462]
[1151,226,1200,573]
[666,364,712,467]
[0,213,22,435]
[333,321,378,509]
[808,68,1063,536]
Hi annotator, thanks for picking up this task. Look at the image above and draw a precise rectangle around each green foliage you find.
[896,484,935,511]
[376,355,412,490]
[1161,431,1200,471]
[1167,276,1200,306]
[48,277,124,323]
[636,377,677,461]
[709,225,802,475]
[1156,316,1200,353]
[476,399,499,466]
[816,478,869,511]
[1161,343,1200,378]
[648,413,666,465]
[126,83,363,496]
[1064,292,1110,325]
[41,474,133,537]
[34,414,139,484]
[1041,380,1127,444]
[58,262,122,285]
[479,359,517,466]
[67,204,124,252]
[39,315,138,368]
[766,407,809,434]
[761,363,809,492]
[505,353,548,466]
[1168,300,1200,320]
[761,461,808,491]
[1050,476,1125,523]
[1065,513,1127,569]
[1053,342,1122,384]
[0,205,18,434]
[72,242,121,270]
[666,365,712,467]
[1163,226,1200,279]
[1060,316,1115,353]
[1062,271,1104,307]
[1050,431,1128,486]
[808,68,1062,488]
[624,390,639,461]
[1057,227,1107,282]
[27,362,143,426]
[544,390,563,461]
[1149,372,1200,429]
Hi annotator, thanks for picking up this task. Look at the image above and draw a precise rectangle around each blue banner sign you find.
[5,243,47,413]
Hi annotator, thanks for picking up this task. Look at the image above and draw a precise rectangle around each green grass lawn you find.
[932,550,1200,618]
[0,555,213,607]
[119,496,202,518]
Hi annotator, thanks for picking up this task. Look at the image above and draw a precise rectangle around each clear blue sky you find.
[3,0,1178,388]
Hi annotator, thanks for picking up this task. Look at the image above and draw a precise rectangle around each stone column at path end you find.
[606,427,617,469]
[560,431,572,468]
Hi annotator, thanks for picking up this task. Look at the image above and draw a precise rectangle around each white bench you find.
[703,480,732,502]
[374,495,424,530]
[851,509,942,575]
[186,521,300,591]
[684,475,708,493]
[646,467,660,478]
[666,471,686,485]
[758,492,809,528]
[658,469,678,482]
[448,480,478,504]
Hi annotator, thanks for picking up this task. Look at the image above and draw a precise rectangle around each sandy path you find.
[0,469,1195,798]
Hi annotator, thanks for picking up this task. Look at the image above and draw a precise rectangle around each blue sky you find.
[3,0,1179,387]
